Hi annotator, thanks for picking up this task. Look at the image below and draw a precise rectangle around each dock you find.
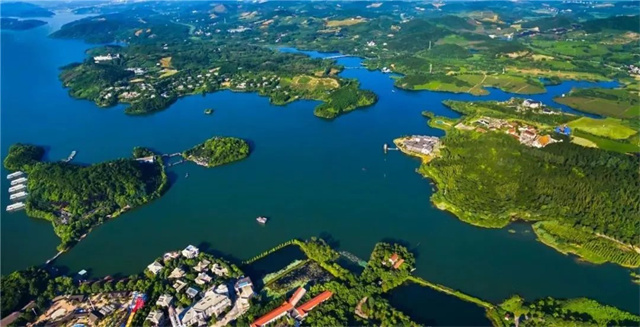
[10,177,27,186]
[383,143,399,154]
[8,184,26,193]
[6,171,24,180]
[9,191,28,201]
[6,202,25,212]
[62,150,76,163]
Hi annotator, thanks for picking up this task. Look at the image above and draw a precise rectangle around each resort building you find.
[250,288,334,327]
[194,259,210,272]
[234,277,254,299]
[211,263,229,276]
[169,267,186,279]
[400,136,440,155]
[182,245,200,259]
[173,280,187,292]
[147,261,163,275]
[156,294,174,307]
[145,310,165,327]
[180,289,232,326]
[195,272,213,285]
[186,287,200,299]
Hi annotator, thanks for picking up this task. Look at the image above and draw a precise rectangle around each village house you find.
[173,280,187,292]
[211,263,229,276]
[186,287,200,299]
[234,277,255,299]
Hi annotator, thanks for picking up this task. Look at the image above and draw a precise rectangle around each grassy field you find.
[571,136,598,148]
[289,75,339,91]
[531,40,610,59]
[573,130,640,154]
[325,17,366,27]
[554,88,640,119]
[159,69,178,78]
[567,117,637,140]
[506,67,607,81]
[458,74,546,95]
[533,221,640,268]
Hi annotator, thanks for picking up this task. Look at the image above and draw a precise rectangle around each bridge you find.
[339,251,368,267]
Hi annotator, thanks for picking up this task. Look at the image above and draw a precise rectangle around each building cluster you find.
[93,53,120,63]
[518,99,558,115]
[628,65,640,76]
[382,253,405,269]
[144,245,253,327]
[399,136,441,155]
[466,116,560,148]
[250,287,334,327]
[29,292,134,327]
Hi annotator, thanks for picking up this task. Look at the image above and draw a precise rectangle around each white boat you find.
[6,202,25,212]
[9,191,28,201]
[256,216,268,224]
[10,177,27,186]
[6,171,24,180]
[8,184,26,193]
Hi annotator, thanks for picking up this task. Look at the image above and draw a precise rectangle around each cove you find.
[1,13,637,316]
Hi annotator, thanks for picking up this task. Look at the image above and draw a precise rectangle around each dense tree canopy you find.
[183,136,250,167]
[3,143,45,172]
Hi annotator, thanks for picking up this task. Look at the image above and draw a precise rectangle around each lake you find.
[1,13,637,315]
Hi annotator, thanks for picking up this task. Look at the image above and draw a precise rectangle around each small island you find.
[204,108,214,115]
[3,144,168,251]
[183,136,250,168]
[1,18,47,31]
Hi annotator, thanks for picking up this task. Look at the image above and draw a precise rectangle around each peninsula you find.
[2,238,638,327]
[397,99,640,268]
[1,17,47,31]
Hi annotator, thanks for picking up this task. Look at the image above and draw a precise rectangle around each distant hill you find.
[0,2,54,18]
[583,14,640,33]
[521,15,573,31]
[1,17,47,30]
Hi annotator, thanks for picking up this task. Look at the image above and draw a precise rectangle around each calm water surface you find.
[1,14,637,314]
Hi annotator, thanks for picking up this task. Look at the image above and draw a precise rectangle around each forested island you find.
[404,99,640,268]
[2,238,638,327]
[3,144,168,251]
[182,136,250,168]
[1,18,47,31]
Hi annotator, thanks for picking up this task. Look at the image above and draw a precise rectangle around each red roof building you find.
[296,291,334,317]
[393,258,405,269]
[389,253,399,264]
[288,287,307,307]
[250,302,294,327]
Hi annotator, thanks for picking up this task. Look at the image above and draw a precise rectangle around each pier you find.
[383,143,399,154]
[339,251,368,267]
[62,150,76,163]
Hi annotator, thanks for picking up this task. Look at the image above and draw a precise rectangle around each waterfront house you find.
[234,277,254,299]
[156,294,173,307]
[145,310,164,327]
[182,245,200,259]
[393,259,405,269]
[147,261,164,276]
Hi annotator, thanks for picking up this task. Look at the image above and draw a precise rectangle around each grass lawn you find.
[555,93,639,119]
[326,18,366,27]
[567,117,637,140]
[573,130,640,154]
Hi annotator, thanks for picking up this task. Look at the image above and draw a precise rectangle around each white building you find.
[180,291,232,326]
[147,261,164,275]
[169,267,186,279]
[182,245,199,259]
[156,294,174,307]
[145,310,164,326]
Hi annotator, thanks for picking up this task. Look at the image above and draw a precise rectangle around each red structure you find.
[250,289,334,327]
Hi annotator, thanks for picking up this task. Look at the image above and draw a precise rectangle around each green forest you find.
[183,136,250,167]
[5,145,169,250]
[420,129,639,264]
[3,143,45,172]
[314,81,377,119]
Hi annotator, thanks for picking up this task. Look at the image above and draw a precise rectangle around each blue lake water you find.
[1,13,637,315]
